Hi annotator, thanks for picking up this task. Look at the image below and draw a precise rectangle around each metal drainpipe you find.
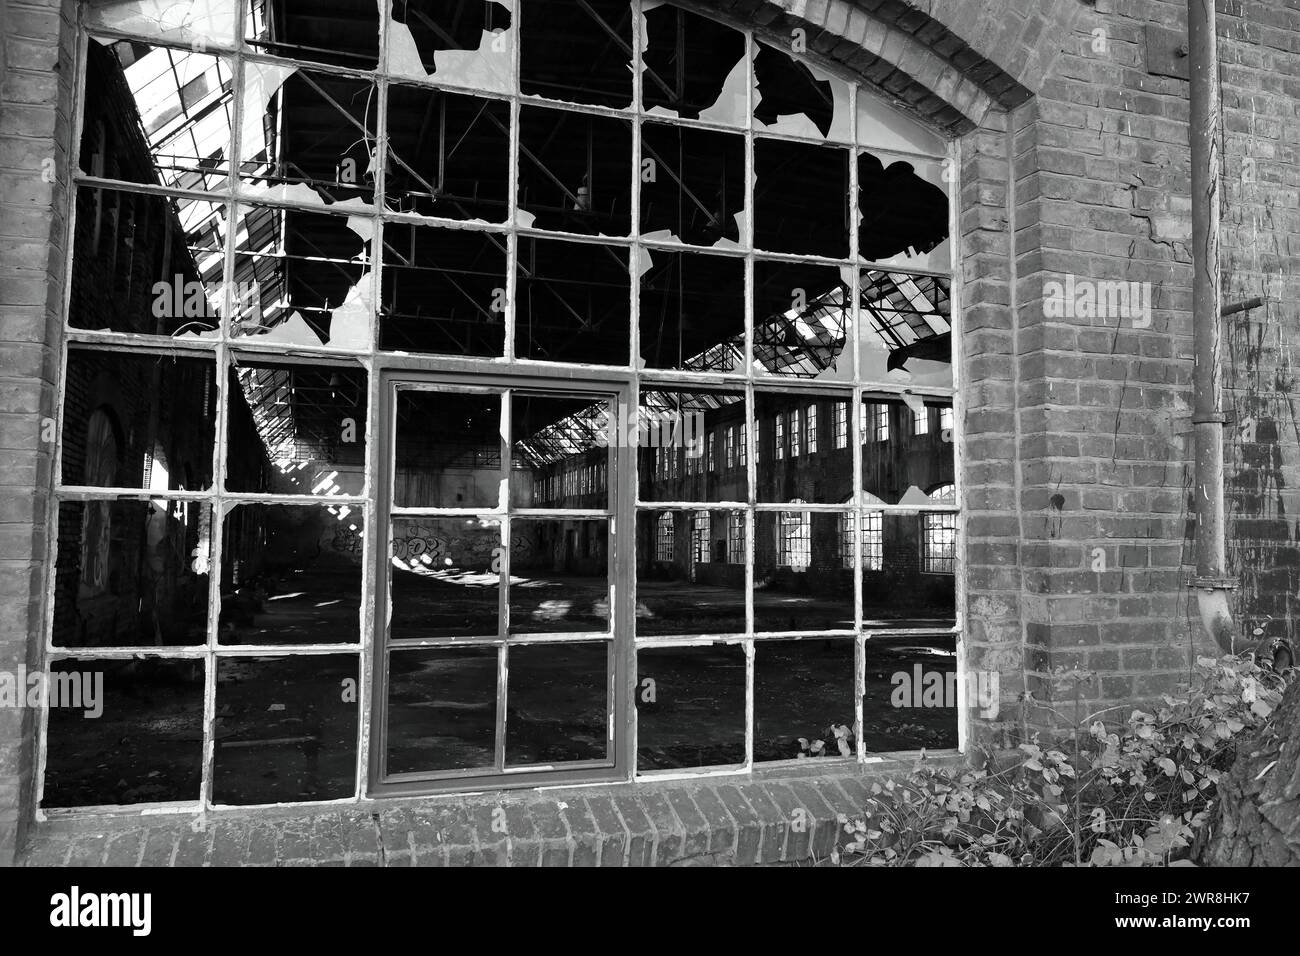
[1188,0,1237,652]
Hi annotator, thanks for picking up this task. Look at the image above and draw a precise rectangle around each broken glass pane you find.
[861,511,957,626]
[515,237,631,365]
[754,637,855,761]
[218,504,363,645]
[858,270,952,389]
[43,658,204,807]
[244,0,380,70]
[639,250,745,372]
[394,389,505,509]
[213,654,359,804]
[639,122,744,248]
[389,0,515,94]
[384,84,510,221]
[238,66,378,207]
[636,509,746,637]
[385,646,498,774]
[753,41,851,141]
[755,390,854,503]
[520,0,633,109]
[230,204,373,348]
[379,224,508,356]
[504,642,608,764]
[88,0,239,49]
[509,519,609,634]
[858,395,955,506]
[858,151,951,271]
[636,643,745,771]
[70,186,225,337]
[52,499,211,648]
[61,348,217,490]
[389,517,502,640]
[518,105,632,237]
[637,386,746,503]
[862,632,958,752]
[754,138,850,258]
[752,510,854,632]
[225,359,367,496]
[752,260,854,380]
[857,94,947,157]
[81,39,233,191]
[641,3,747,123]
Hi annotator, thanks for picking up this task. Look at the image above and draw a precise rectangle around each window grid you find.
[833,401,848,449]
[54,0,958,805]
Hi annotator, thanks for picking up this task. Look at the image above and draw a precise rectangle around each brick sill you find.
[22,751,964,866]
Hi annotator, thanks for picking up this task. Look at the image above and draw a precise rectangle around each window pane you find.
[752,259,853,379]
[858,151,951,272]
[390,517,502,640]
[225,359,367,495]
[388,0,515,94]
[637,386,746,503]
[858,396,954,506]
[755,391,852,503]
[636,509,746,636]
[520,0,633,108]
[81,40,233,191]
[89,0,239,49]
[70,186,225,337]
[213,654,359,804]
[636,643,746,771]
[754,638,855,762]
[43,658,204,807]
[52,500,211,648]
[512,392,614,510]
[219,504,363,645]
[753,41,851,142]
[641,5,747,123]
[505,642,609,765]
[385,85,510,221]
[509,519,610,635]
[753,511,854,632]
[862,633,958,752]
[858,270,952,389]
[639,250,745,372]
[516,237,630,365]
[394,389,503,509]
[386,647,498,774]
[519,106,632,237]
[244,0,380,70]
[754,138,849,258]
[640,123,745,247]
[62,349,216,490]
[230,204,373,348]
[379,224,508,356]
[861,511,957,626]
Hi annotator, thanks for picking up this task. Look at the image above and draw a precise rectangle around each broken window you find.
[859,396,954,506]
[640,122,745,247]
[244,0,380,70]
[858,152,951,271]
[225,359,368,495]
[213,654,359,804]
[753,41,850,142]
[754,638,855,762]
[218,504,363,645]
[52,499,211,648]
[515,237,631,364]
[520,0,633,108]
[88,0,240,50]
[384,84,510,221]
[389,0,515,93]
[638,250,745,372]
[641,3,746,122]
[859,270,952,389]
[862,633,958,752]
[518,106,633,236]
[43,658,204,807]
[754,138,851,258]
[380,224,508,355]
[636,643,746,771]
[752,259,853,379]
[62,349,217,490]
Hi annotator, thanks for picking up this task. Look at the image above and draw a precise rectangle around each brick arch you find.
[688,0,1084,134]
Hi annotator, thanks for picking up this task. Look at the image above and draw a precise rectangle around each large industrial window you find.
[48,0,957,809]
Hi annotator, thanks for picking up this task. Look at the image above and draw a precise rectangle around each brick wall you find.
[0,0,77,865]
